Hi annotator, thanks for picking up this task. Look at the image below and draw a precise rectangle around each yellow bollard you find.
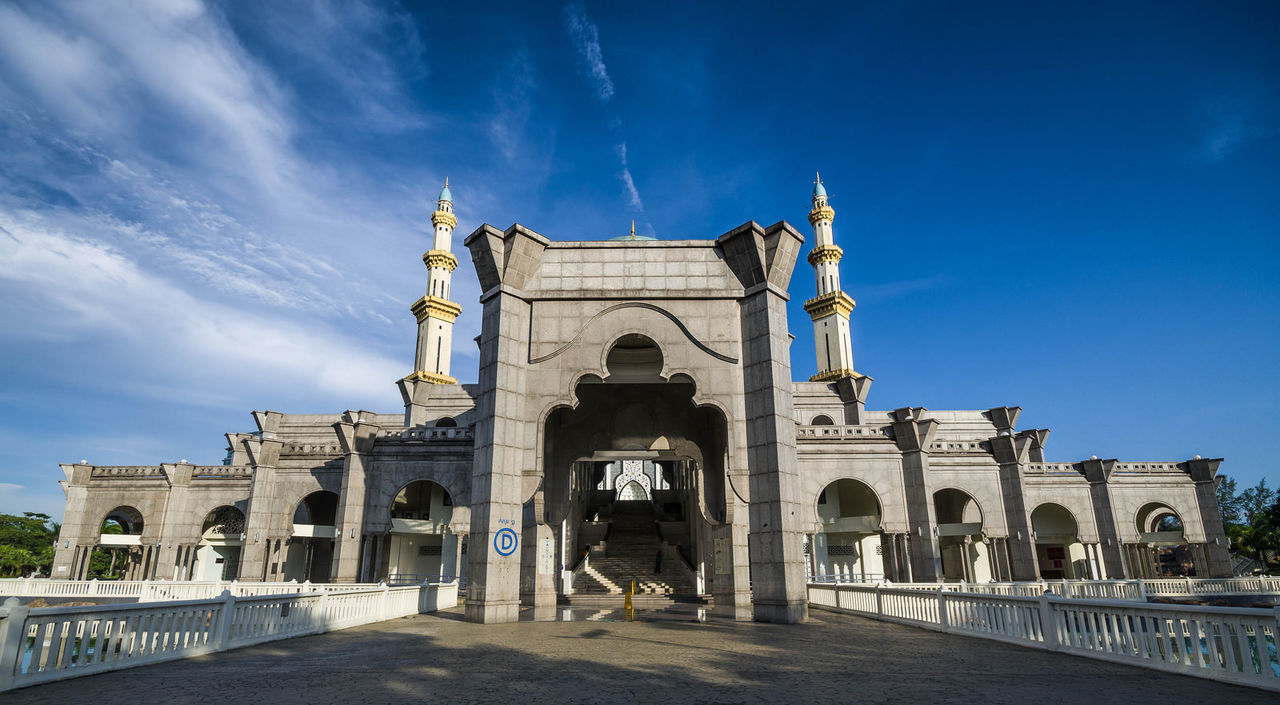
[624,579,634,611]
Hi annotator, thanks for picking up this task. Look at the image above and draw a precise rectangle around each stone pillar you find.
[890,408,942,581]
[463,223,548,623]
[153,462,195,581]
[986,412,1042,581]
[1184,457,1233,578]
[51,464,93,580]
[834,375,873,425]
[1080,458,1126,579]
[720,221,809,623]
[331,412,380,583]
[520,522,556,618]
[237,414,284,581]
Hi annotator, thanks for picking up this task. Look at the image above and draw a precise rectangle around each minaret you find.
[408,180,462,384]
[803,173,858,382]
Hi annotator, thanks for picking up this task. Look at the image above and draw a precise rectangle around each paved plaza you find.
[6,606,1267,704]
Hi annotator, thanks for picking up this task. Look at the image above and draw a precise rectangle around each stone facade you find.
[49,183,1232,624]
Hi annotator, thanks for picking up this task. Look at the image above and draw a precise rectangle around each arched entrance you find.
[386,480,458,584]
[542,335,726,601]
[814,479,883,581]
[284,490,339,582]
[193,505,245,581]
[1133,503,1195,577]
[933,489,990,582]
[92,506,147,580]
[1030,503,1089,579]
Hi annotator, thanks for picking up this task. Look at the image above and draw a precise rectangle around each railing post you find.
[1185,576,1194,595]
[88,578,98,597]
[210,590,236,652]
[0,597,32,692]
[316,590,329,635]
[1037,593,1059,651]
[1136,578,1147,601]
[874,584,883,617]
[937,590,949,633]
[379,583,389,620]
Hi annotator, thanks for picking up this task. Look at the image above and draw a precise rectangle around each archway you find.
[284,490,339,582]
[933,489,990,582]
[1030,503,1088,579]
[1134,503,1194,577]
[92,506,146,580]
[193,505,245,581]
[542,337,726,600]
[386,480,457,584]
[813,479,883,581]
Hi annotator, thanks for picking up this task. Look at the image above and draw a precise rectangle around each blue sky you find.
[0,0,1276,519]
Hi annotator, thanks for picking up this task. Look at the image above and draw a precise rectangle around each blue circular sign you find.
[494,527,518,556]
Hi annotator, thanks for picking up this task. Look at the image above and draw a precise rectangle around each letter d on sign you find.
[495,527,518,556]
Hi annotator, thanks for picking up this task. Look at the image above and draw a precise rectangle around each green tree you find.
[87,519,126,579]
[1217,475,1243,526]
[0,512,58,577]
[1240,479,1276,525]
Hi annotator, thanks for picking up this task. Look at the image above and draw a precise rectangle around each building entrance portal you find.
[540,376,729,607]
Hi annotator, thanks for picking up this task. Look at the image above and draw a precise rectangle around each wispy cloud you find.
[0,213,405,405]
[563,1,615,103]
[616,142,644,211]
[562,1,652,234]
[489,49,539,162]
[0,1,471,427]
[1196,97,1275,164]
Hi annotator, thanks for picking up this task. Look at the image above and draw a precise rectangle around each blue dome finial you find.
[438,177,452,203]
[813,171,826,198]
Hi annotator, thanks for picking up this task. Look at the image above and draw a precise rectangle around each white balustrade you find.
[808,582,1280,692]
[0,582,456,692]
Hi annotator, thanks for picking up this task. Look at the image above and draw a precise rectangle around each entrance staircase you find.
[572,501,696,597]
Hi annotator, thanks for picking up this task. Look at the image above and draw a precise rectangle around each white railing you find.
[839,577,1280,601]
[0,581,458,692]
[809,583,1280,692]
[0,579,386,602]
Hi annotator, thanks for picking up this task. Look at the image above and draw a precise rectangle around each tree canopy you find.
[1218,476,1280,574]
[0,512,59,577]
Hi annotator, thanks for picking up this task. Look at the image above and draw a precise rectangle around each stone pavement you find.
[6,606,1268,705]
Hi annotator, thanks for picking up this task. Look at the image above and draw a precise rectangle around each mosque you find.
[48,178,1232,623]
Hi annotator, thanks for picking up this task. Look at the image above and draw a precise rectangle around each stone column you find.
[720,221,809,623]
[1080,458,1126,579]
[237,414,284,581]
[51,464,93,580]
[463,223,548,623]
[1184,457,1233,578]
[890,408,942,581]
[331,413,380,583]
[986,412,1042,581]
[153,462,195,582]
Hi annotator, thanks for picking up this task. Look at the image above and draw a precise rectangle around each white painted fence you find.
[0,581,459,692]
[809,582,1280,692]
[0,578,388,602]
[829,576,1280,601]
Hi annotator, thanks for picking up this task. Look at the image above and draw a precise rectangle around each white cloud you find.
[616,143,645,212]
[0,213,406,406]
[563,1,615,103]
[0,483,24,493]
[562,3,652,233]
[489,49,539,162]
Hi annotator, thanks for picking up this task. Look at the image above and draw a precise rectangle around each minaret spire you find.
[407,180,462,385]
[803,174,859,382]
